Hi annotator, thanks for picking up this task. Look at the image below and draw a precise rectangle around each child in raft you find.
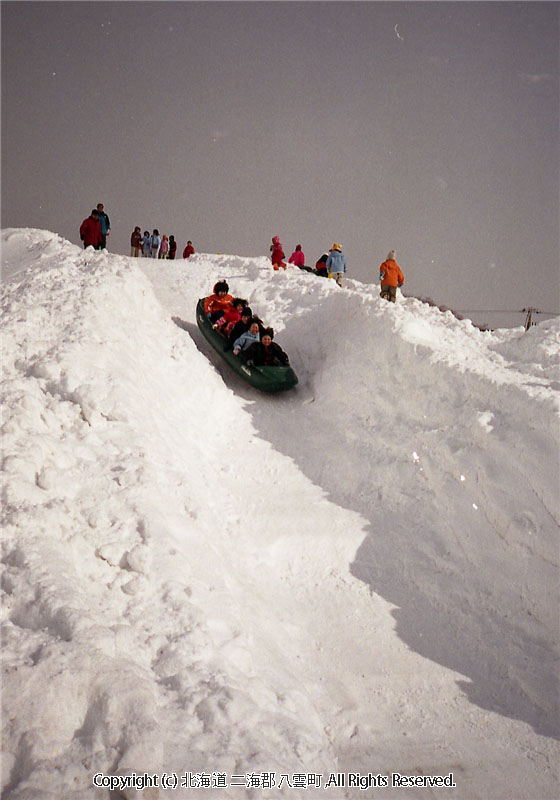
[212,298,247,336]
[245,328,289,366]
[233,321,261,357]
[204,281,233,322]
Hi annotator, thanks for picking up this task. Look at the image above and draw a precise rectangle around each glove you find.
[379,271,385,280]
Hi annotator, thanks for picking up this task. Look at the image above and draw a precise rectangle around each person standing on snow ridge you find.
[168,235,177,260]
[159,234,169,259]
[80,209,102,250]
[379,250,404,302]
[150,229,161,258]
[141,231,151,257]
[270,236,286,270]
[130,226,142,257]
[288,244,305,268]
[183,240,195,258]
[96,203,111,249]
[326,243,347,286]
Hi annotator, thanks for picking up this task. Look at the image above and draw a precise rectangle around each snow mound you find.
[2,230,559,799]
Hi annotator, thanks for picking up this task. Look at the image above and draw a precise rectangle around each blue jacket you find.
[326,250,347,274]
[233,330,260,352]
[98,211,110,236]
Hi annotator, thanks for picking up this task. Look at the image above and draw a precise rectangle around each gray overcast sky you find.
[2,1,558,327]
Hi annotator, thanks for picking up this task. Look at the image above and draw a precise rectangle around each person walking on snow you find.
[270,236,286,270]
[80,209,102,249]
[96,203,111,249]
[288,244,305,268]
[379,250,404,302]
[326,243,347,286]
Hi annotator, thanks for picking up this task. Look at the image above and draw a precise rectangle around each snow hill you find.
[1,228,559,800]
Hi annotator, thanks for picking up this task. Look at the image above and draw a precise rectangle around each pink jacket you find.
[288,247,305,267]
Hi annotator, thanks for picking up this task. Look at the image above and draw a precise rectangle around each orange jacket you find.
[204,293,233,316]
[379,259,404,288]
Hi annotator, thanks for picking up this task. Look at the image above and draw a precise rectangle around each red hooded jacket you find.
[80,215,102,248]
[270,237,285,266]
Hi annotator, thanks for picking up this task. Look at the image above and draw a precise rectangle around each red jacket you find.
[216,306,242,326]
[204,293,233,316]
[270,237,285,266]
[183,243,195,258]
[80,215,101,248]
[379,259,404,288]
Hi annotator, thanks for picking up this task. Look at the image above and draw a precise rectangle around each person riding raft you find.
[244,328,289,367]
[204,281,233,322]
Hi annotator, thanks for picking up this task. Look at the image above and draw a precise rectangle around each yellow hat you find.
[332,243,341,251]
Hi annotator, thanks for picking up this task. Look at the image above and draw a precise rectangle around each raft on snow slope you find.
[196,299,298,393]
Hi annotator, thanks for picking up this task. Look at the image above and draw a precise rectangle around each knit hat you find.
[332,243,341,251]
[387,250,396,260]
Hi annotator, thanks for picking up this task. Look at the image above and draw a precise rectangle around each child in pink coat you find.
[288,244,305,268]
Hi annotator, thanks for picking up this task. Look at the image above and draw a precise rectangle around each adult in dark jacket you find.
[96,203,111,249]
[80,210,102,249]
[245,328,289,366]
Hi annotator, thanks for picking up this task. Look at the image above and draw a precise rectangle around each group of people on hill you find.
[130,228,195,260]
[79,208,404,304]
[79,205,195,260]
[204,281,290,367]
[271,236,404,301]
[270,237,348,288]
[79,204,111,250]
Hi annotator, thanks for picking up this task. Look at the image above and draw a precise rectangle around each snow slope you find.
[1,229,559,800]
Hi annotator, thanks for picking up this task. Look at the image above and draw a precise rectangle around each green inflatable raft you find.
[196,299,299,393]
